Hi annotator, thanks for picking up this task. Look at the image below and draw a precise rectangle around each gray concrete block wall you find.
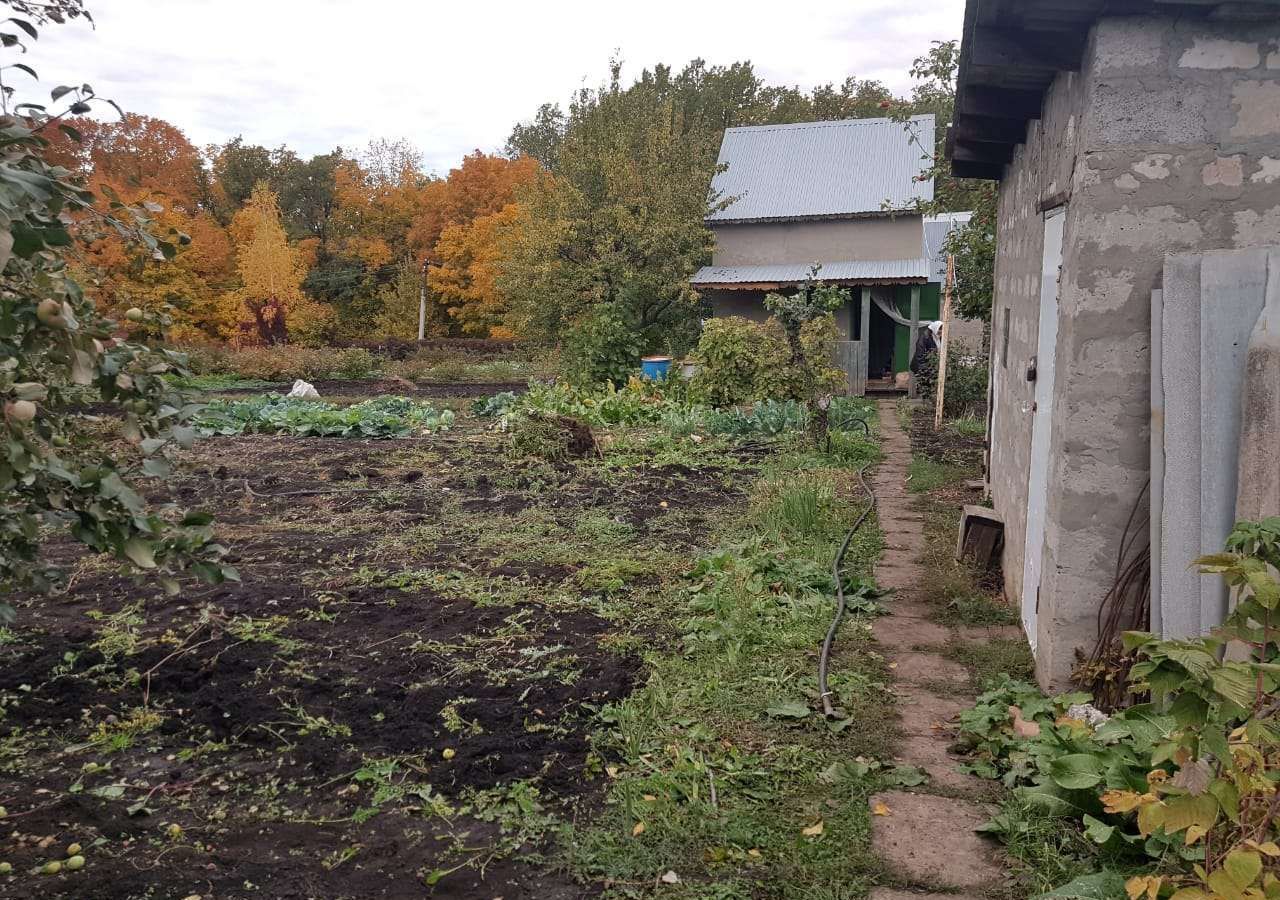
[991,14,1280,689]
[988,70,1088,663]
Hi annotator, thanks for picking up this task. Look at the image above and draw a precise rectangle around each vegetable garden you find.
[0,374,906,898]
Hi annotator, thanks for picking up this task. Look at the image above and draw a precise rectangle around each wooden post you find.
[935,254,956,429]
[859,285,871,345]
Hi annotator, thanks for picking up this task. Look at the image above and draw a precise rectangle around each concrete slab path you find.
[867,399,1005,895]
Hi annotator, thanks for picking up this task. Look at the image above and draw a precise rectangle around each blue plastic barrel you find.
[640,355,673,380]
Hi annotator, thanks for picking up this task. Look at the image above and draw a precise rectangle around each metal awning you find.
[690,258,929,290]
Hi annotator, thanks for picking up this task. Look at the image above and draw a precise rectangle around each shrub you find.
[917,340,989,420]
[177,343,232,376]
[218,346,333,381]
[562,306,642,389]
[331,348,380,380]
[959,518,1280,899]
[692,314,845,407]
[691,316,783,406]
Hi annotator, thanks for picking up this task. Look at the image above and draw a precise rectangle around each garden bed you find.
[211,378,532,399]
[0,421,760,898]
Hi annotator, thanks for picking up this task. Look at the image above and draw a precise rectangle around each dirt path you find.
[867,399,1004,899]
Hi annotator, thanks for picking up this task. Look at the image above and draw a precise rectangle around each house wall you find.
[710,216,924,266]
[989,14,1280,689]
[706,289,856,339]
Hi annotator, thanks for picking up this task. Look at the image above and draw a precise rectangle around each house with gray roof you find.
[691,115,954,393]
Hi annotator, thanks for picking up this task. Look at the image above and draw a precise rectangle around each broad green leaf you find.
[1034,870,1128,899]
[764,699,811,719]
[122,537,156,569]
[1049,753,1104,790]
[1209,665,1256,708]
[1082,814,1115,844]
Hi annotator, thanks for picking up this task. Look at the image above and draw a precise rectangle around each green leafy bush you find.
[331,348,380,380]
[194,395,454,438]
[917,341,989,420]
[958,518,1280,900]
[691,314,846,407]
[562,305,642,389]
[691,316,790,406]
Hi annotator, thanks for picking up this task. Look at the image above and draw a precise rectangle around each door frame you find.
[1021,206,1066,652]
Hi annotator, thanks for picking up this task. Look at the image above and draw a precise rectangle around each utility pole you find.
[417,260,427,341]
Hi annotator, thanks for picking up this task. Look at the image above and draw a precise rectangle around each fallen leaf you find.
[871,801,891,816]
[1171,758,1211,796]
[747,848,761,858]
[659,870,680,884]
[642,794,657,802]
[801,820,824,837]
[605,766,619,778]
[632,821,646,836]
[1009,705,1041,739]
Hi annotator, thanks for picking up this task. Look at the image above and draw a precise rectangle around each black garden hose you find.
[818,418,877,718]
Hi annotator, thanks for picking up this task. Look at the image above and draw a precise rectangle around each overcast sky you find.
[17,0,965,175]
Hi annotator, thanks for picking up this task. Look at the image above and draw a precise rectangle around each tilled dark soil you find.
[0,428,755,899]
[908,404,985,471]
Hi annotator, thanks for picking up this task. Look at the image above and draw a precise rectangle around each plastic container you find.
[640,355,673,380]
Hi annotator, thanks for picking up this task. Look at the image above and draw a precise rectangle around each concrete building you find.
[949,0,1280,688]
[691,116,946,394]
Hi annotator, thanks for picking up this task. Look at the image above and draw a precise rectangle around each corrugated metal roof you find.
[691,258,929,287]
[923,212,972,283]
[707,115,935,223]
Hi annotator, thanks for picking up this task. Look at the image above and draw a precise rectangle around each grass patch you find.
[942,637,1034,690]
[945,415,986,439]
[905,455,972,494]
[566,430,896,898]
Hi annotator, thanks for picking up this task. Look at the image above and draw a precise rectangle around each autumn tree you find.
[224,183,330,344]
[45,113,205,211]
[407,152,538,263]
[428,203,522,337]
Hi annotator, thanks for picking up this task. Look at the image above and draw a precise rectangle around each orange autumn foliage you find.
[428,203,524,336]
[408,152,539,264]
[44,113,205,211]
[330,159,424,266]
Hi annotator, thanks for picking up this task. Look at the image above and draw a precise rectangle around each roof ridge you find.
[725,114,933,134]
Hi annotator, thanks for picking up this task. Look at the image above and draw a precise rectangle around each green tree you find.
[501,60,724,367]
[373,256,424,340]
[891,39,999,322]
[504,102,565,168]
[1,2,236,615]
